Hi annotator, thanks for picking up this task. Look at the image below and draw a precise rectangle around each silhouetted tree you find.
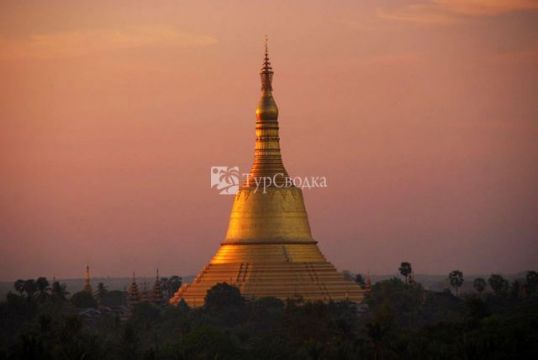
[14,279,25,296]
[342,270,354,281]
[526,270,538,294]
[96,282,108,304]
[131,302,160,325]
[205,283,245,313]
[510,280,522,299]
[35,277,50,302]
[182,325,241,359]
[3,273,538,360]
[71,291,97,308]
[488,274,509,296]
[366,301,394,360]
[51,281,68,302]
[101,290,126,307]
[355,274,366,288]
[399,262,412,284]
[121,323,140,359]
[162,275,182,299]
[366,277,424,329]
[464,295,490,322]
[449,270,464,295]
[23,279,37,300]
[473,278,487,294]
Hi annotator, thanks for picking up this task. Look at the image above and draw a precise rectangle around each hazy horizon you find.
[1,0,538,281]
[2,271,533,283]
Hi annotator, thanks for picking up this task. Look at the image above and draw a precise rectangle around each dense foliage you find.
[1,272,537,359]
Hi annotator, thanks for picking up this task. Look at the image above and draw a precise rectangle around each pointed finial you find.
[260,35,273,92]
[262,35,272,72]
[156,268,160,280]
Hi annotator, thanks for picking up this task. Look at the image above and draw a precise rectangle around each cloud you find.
[377,4,458,25]
[0,27,217,60]
[435,0,538,16]
[378,0,538,25]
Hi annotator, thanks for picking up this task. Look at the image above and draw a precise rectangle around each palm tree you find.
[473,278,487,294]
[35,277,50,302]
[488,274,509,296]
[449,270,464,295]
[14,279,25,296]
[399,262,412,284]
[526,270,538,294]
[23,279,37,300]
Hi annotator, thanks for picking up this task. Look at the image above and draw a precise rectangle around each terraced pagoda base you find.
[169,243,366,307]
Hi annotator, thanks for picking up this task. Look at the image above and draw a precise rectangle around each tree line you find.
[0,265,537,359]
[394,262,538,297]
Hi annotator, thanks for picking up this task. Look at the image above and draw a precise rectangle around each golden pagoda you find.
[170,40,366,307]
[150,269,164,305]
[127,273,141,307]
[83,265,92,293]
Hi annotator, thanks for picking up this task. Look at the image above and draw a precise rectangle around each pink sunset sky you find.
[1,0,537,280]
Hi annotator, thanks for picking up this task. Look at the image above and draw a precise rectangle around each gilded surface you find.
[225,187,313,243]
[170,43,367,307]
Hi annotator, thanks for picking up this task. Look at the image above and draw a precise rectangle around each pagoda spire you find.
[151,268,164,305]
[248,37,289,186]
[83,264,92,293]
[260,35,273,92]
[127,272,140,307]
